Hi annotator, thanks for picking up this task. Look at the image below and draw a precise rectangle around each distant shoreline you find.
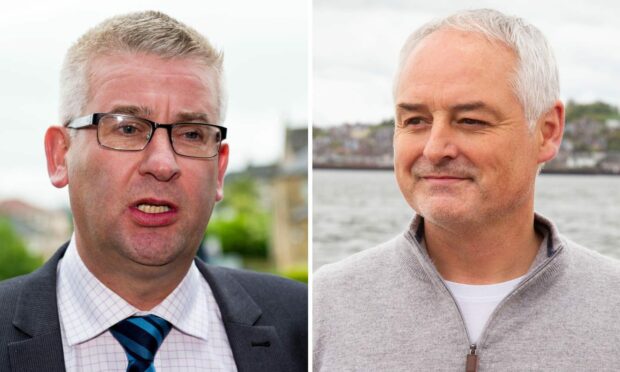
[312,164,620,175]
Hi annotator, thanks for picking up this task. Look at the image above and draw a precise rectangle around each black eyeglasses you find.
[65,113,227,158]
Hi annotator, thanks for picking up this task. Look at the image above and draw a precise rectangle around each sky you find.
[0,0,308,208]
[314,0,620,126]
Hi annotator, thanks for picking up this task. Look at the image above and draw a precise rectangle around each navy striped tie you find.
[110,315,172,372]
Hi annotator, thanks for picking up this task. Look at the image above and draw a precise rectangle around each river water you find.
[313,170,620,270]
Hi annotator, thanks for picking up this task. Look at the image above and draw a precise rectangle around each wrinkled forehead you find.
[396,28,518,98]
[86,52,220,122]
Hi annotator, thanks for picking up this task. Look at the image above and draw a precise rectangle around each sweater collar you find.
[402,212,566,283]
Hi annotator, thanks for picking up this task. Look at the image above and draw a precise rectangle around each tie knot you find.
[110,314,172,372]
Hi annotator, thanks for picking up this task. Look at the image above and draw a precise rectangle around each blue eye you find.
[173,124,212,144]
[115,123,147,136]
[121,125,138,134]
[183,131,201,140]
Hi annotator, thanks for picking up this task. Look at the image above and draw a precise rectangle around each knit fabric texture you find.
[313,214,620,371]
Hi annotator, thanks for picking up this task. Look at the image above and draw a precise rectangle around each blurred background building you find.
[314,101,620,175]
[0,199,71,259]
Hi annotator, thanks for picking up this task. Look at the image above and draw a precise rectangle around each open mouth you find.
[130,199,178,227]
[133,198,177,214]
[136,204,171,214]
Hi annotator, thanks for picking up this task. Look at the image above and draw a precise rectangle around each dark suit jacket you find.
[0,243,308,372]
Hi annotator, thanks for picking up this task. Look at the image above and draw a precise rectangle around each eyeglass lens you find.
[97,114,221,158]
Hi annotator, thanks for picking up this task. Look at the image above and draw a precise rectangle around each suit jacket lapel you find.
[8,244,68,372]
[196,261,294,372]
[8,244,296,371]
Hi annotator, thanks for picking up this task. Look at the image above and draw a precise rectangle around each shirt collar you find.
[149,259,209,341]
[57,235,209,346]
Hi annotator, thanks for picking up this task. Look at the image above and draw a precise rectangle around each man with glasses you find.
[0,11,306,372]
[65,113,227,159]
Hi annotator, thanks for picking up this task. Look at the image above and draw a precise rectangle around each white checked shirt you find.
[56,236,238,371]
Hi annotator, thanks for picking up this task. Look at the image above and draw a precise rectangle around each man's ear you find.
[215,143,229,202]
[44,126,70,188]
[537,100,565,164]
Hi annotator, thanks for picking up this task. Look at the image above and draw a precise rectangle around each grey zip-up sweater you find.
[313,214,620,371]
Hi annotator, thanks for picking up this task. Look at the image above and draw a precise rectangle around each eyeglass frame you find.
[64,113,228,159]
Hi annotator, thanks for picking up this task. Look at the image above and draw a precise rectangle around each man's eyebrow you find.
[109,105,152,117]
[450,101,500,118]
[396,101,501,118]
[106,106,211,123]
[175,112,211,123]
[396,103,427,113]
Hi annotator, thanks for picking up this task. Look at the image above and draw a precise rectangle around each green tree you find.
[607,131,620,151]
[566,100,620,122]
[206,177,270,258]
[0,218,44,280]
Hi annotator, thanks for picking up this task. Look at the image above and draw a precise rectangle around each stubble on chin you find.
[406,158,483,228]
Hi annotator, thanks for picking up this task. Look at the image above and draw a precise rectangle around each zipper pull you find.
[466,344,478,372]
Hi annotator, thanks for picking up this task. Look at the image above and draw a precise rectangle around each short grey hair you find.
[393,9,559,128]
[59,10,225,125]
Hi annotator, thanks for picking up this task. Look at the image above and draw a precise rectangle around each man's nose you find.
[138,128,181,181]
[422,120,459,164]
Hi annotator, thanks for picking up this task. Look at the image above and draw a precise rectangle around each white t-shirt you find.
[444,275,524,344]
